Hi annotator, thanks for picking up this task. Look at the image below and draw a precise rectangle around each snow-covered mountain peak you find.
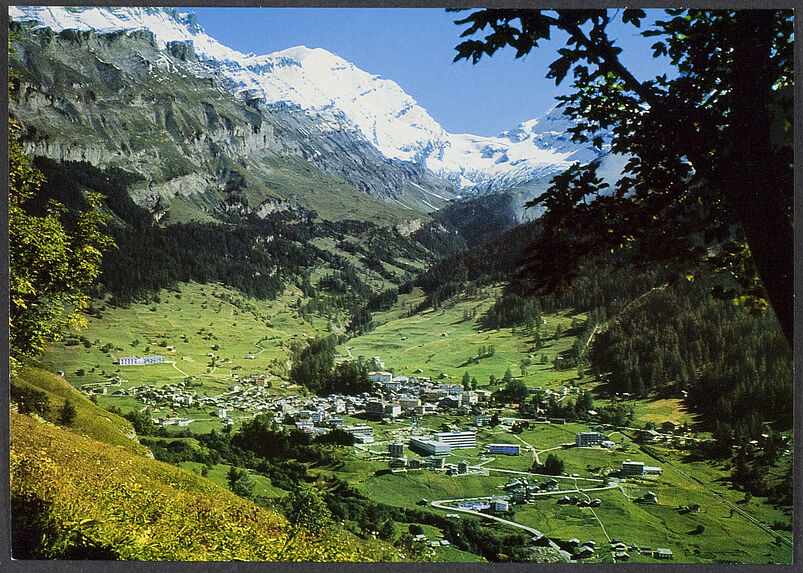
[10,5,609,192]
[274,46,337,64]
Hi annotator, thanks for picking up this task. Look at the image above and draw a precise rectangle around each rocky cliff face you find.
[10,6,617,207]
[9,22,457,223]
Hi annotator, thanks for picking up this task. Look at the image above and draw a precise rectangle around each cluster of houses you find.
[503,476,573,504]
[607,540,673,560]
[547,538,673,561]
[366,370,489,417]
[411,534,452,549]
[386,431,484,473]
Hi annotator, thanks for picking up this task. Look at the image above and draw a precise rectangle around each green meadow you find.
[341,287,585,390]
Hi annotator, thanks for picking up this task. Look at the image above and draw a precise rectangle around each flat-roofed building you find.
[365,400,385,419]
[488,443,521,455]
[368,371,393,384]
[435,431,476,449]
[576,431,605,447]
[388,442,405,458]
[399,397,421,410]
[490,498,509,513]
[345,425,374,440]
[409,437,451,456]
[621,460,645,475]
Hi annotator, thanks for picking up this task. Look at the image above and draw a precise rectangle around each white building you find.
[435,431,476,449]
[383,403,402,418]
[118,355,165,366]
[368,371,392,384]
[409,437,451,456]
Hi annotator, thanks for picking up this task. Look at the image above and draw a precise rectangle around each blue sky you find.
[181,8,671,136]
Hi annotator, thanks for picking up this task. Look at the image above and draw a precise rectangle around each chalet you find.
[389,457,407,471]
[641,491,658,504]
[510,486,527,503]
[614,550,630,560]
[654,548,673,559]
[383,379,402,393]
[461,392,478,406]
[541,478,560,491]
[399,397,421,410]
[438,396,461,409]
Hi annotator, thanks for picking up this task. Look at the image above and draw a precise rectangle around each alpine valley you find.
[7,6,793,565]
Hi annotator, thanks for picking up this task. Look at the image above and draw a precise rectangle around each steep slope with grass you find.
[10,366,149,456]
[9,404,401,561]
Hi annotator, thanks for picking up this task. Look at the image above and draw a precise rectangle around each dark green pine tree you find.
[58,399,77,426]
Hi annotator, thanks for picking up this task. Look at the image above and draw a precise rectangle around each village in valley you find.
[73,344,788,563]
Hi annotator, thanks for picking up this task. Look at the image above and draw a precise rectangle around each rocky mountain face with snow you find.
[9,6,611,226]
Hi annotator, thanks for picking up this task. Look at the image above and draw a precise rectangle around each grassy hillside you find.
[10,366,149,456]
[9,408,402,561]
[341,286,585,390]
[39,282,331,430]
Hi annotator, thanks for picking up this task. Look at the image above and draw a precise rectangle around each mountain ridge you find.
[10,5,611,195]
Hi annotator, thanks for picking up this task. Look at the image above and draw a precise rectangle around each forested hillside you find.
[31,158,449,312]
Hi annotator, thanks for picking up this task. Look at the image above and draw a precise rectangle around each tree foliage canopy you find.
[9,38,115,370]
[452,9,793,345]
